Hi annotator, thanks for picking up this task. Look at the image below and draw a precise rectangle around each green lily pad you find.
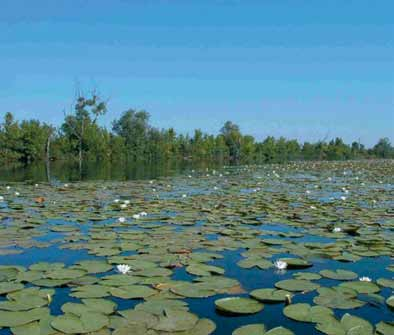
[315,313,373,335]
[0,307,49,327]
[339,281,380,294]
[250,288,292,303]
[377,278,394,288]
[283,303,333,322]
[376,321,394,335]
[215,297,264,315]
[152,309,199,332]
[110,285,157,299]
[51,311,109,334]
[313,287,365,309]
[275,279,319,292]
[319,269,358,281]
[386,296,394,308]
[233,324,266,335]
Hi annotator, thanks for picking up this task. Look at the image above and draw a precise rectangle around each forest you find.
[1,94,393,166]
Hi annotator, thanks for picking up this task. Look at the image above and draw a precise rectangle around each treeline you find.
[1,93,393,166]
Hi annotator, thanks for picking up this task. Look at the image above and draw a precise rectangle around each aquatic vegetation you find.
[0,160,393,334]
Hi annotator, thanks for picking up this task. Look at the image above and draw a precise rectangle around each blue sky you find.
[1,1,393,146]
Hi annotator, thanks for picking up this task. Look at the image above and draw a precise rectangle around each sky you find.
[1,0,393,146]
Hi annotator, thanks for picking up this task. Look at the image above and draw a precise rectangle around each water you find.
[0,160,393,334]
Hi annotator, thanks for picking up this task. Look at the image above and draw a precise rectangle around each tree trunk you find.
[45,133,52,183]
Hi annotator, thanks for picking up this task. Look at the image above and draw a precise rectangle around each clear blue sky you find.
[1,1,393,146]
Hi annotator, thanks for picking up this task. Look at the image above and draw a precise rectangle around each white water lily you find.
[274,260,288,270]
[118,217,126,223]
[310,205,317,210]
[340,196,347,201]
[132,213,141,220]
[64,183,69,188]
[140,211,148,217]
[182,194,187,198]
[34,183,39,187]
[120,203,127,209]
[113,199,120,203]
[6,186,10,190]
[124,200,130,205]
[333,227,342,233]
[116,264,131,274]
[359,276,372,282]
[14,192,20,196]
[0,196,4,201]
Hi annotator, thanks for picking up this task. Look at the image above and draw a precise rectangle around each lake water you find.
[0,160,392,334]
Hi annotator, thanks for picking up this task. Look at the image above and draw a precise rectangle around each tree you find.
[220,121,242,162]
[62,92,107,172]
[112,109,150,161]
[372,138,393,158]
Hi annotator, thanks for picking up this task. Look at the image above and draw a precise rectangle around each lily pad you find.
[215,297,264,315]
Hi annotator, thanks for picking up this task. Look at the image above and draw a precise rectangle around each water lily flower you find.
[120,204,127,209]
[116,264,131,274]
[310,205,317,210]
[0,196,4,201]
[359,276,372,282]
[124,200,130,205]
[305,190,311,194]
[34,184,39,187]
[149,180,154,184]
[188,175,192,178]
[340,196,347,201]
[132,213,141,220]
[64,183,69,188]
[14,192,20,196]
[274,260,288,270]
[140,211,148,217]
[113,199,120,203]
[182,194,187,198]
[333,227,342,233]
[118,217,126,223]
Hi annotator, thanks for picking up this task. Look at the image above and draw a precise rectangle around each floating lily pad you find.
[283,303,333,323]
[250,288,292,303]
[215,297,264,315]
[319,269,358,281]
[275,279,319,292]
[339,281,380,294]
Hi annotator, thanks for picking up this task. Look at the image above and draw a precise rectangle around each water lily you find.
[274,260,288,270]
[182,194,187,198]
[124,200,130,205]
[34,183,39,187]
[64,183,69,188]
[116,264,131,274]
[14,192,20,196]
[359,276,372,282]
[340,196,347,201]
[310,205,317,210]
[305,190,311,194]
[140,211,148,217]
[113,199,120,203]
[333,227,342,233]
[118,217,126,223]
[6,186,10,190]
[120,203,127,209]
[132,213,141,220]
